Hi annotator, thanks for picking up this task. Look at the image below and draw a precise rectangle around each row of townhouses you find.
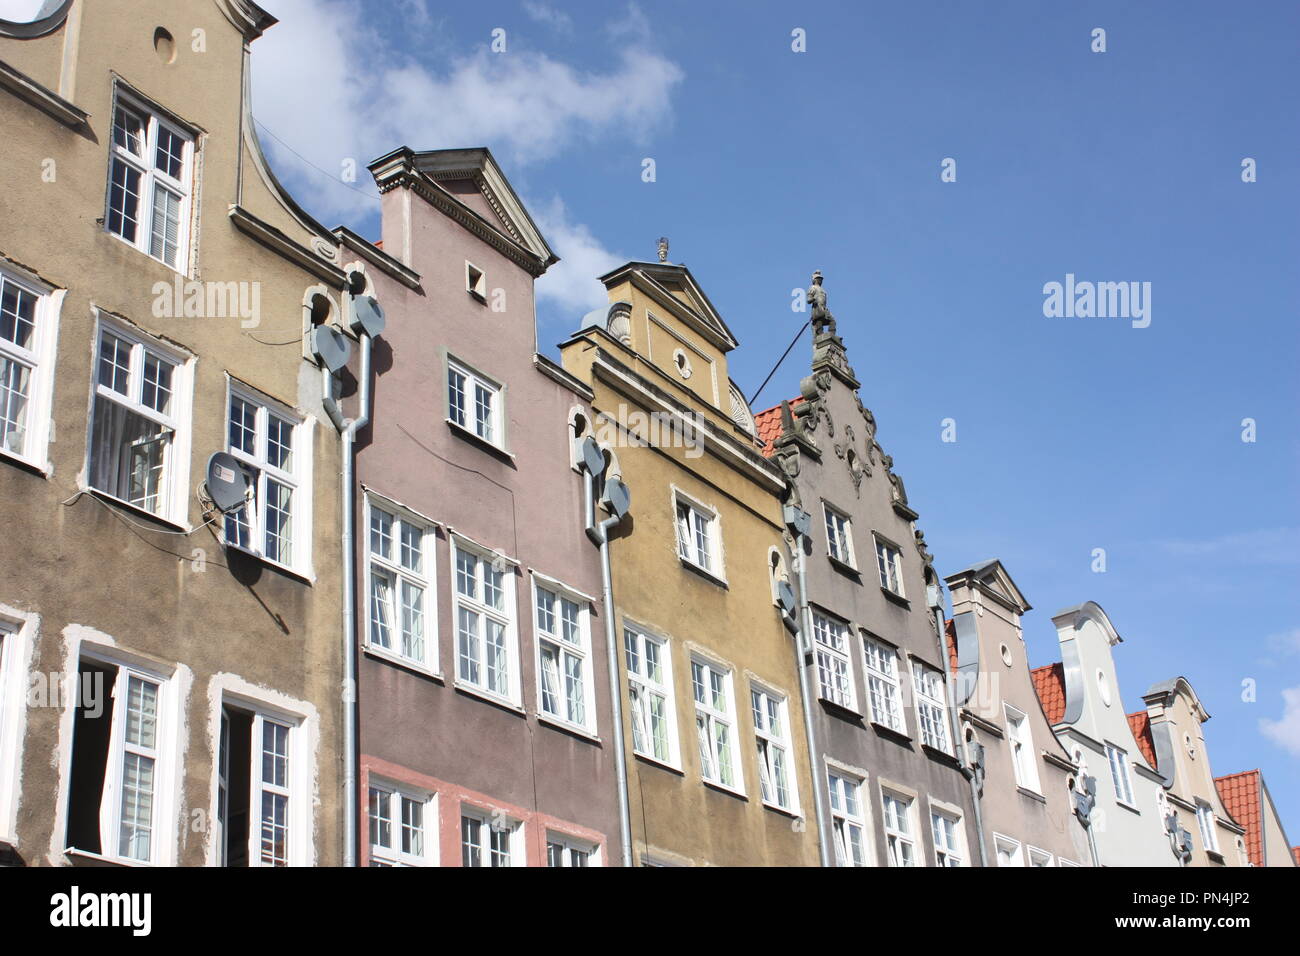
[0,0,1293,868]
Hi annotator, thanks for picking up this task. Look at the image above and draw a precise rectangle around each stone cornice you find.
[229,204,346,288]
[332,225,421,291]
[0,57,86,127]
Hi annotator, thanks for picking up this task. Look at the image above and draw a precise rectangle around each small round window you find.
[999,643,1013,667]
[1096,668,1112,707]
[673,349,693,379]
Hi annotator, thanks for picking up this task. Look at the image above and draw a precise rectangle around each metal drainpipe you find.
[930,597,989,867]
[322,330,372,868]
[792,532,833,868]
[584,470,633,867]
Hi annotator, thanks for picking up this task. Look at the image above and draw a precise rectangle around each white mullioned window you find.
[534,577,594,732]
[930,810,964,866]
[368,782,432,867]
[89,320,192,522]
[446,357,503,448]
[752,685,797,812]
[812,610,856,710]
[106,92,194,272]
[453,538,519,704]
[366,498,435,670]
[995,834,1023,867]
[691,657,741,793]
[911,660,951,753]
[1106,743,1134,805]
[675,493,721,576]
[224,384,312,572]
[823,503,856,567]
[881,790,917,867]
[1005,703,1041,792]
[625,626,678,766]
[461,809,520,867]
[547,832,598,867]
[0,268,59,468]
[874,535,905,596]
[1196,802,1219,854]
[1028,846,1054,867]
[827,770,867,867]
[863,636,905,732]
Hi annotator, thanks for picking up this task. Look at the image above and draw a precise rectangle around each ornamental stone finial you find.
[657,237,669,263]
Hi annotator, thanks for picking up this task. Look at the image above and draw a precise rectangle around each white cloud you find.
[531,196,625,318]
[522,0,573,34]
[1260,685,1300,757]
[1156,527,1300,566]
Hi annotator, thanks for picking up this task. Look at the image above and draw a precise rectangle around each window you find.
[465,261,486,301]
[912,661,950,752]
[106,93,194,271]
[752,686,796,812]
[995,835,1023,867]
[89,323,190,521]
[64,656,175,865]
[1005,704,1041,792]
[625,627,678,766]
[224,386,311,571]
[366,500,434,669]
[812,611,856,709]
[216,702,302,867]
[368,783,431,866]
[675,495,720,576]
[1028,846,1054,867]
[447,358,502,447]
[823,504,855,567]
[461,810,519,867]
[0,270,56,467]
[534,580,593,731]
[827,771,867,867]
[930,810,964,866]
[547,832,598,867]
[692,658,741,792]
[875,535,905,596]
[1196,802,1219,854]
[1106,743,1134,805]
[863,636,904,732]
[454,539,518,704]
[881,791,917,867]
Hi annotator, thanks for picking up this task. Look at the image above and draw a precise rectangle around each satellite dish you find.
[350,294,385,337]
[1084,776,1097,797]
[580,436,606,477]
[777,580,797,617]
[311,324,352,373]
[604,477,631,520]
[783,504,811,539]
[205,451,250,514]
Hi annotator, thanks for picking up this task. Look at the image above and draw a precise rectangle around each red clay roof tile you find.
[1127,711,1158,770]
[1030,663,1066,725]
[1216,770,1263,866]
[753,398,802,458]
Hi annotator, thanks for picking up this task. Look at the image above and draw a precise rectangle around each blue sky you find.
[8,0,1291,831]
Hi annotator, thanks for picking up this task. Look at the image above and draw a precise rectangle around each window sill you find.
[678,557,728,588]
[1016,786,1047,804]
[879,587,910,608]
[761,801,803,821]
[224,542,315,584]
[363,645,443,681]
[445,418,514,460]
[702,778,748,801]
[871,720,913,744]
[633,751,684,775]
[0,447,50,477]
[536,712,601,743]
[827,555,861,578]
[65,847,148,867]
[922,742,959,765]
[88,487,191,532]
[1115,799,1141,816]
[818,697,864,722]
[453,680,525,715]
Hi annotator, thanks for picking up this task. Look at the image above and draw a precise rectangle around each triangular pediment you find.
[599,261,739,352]
[945,558,1032,613]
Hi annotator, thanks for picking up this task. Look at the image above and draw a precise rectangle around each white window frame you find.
[105,90,195,273]
[751,683,798,814]
[930,808,966,866]
[823,502,856,568]
[911,658,951,753]
[827,769,869,867]
[811,609,857,710]
[863,636,905,733]
[625,625,680,768]
[532,573,596,734]
[452,534,520,706]
[0,266,61,471]
[881,789,918,867]
[222,380,314,574]
[874,533,905,597]
[460,806,522,867]
[674,490,723,579]
[465,261,487,302]
[364,494,437,673]
[1004,703,1042,793]
[546,830,600,867]
[1106,742,1135,806]
[367,779,435,867]
[691,655,743,795]
[1196,801,1220,854]
[87,315,194,525]
[0,608,35,846]
[994,833,1024,867]
[1028,846,1055,867]
[446,355,504,449]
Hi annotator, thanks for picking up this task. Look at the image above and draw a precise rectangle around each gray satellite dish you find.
[206,451,250,514]
[580,436,606,477]
[350,294,385,337]
[783,504,811,539]
[311,324,352,373]
[1084,776,1097,797]
[777,581,797,618]
[604,477,631,519]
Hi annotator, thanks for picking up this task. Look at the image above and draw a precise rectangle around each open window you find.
[216,702,299,867]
